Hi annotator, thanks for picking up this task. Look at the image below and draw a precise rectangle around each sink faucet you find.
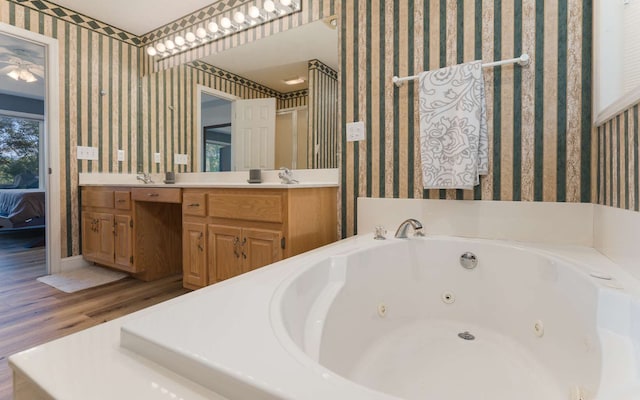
[394,218,425,238]
[136,172,153,184]
[278,167,299,184]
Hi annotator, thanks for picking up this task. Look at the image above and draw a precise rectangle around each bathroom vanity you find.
[79,170,338,288]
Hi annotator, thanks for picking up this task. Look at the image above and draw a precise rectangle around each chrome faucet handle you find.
[373,225,387,240]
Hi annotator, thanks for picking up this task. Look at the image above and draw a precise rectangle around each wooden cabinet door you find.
[94,212,115,265]
[208,225,242,283]
[114,214,134,271]
[242,228,283,273]
[183,222,207,289]
[81,211,99,261]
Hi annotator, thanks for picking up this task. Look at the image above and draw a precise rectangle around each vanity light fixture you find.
[145,0,301,59]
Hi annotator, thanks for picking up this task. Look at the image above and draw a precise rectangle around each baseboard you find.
[59,255,92,273]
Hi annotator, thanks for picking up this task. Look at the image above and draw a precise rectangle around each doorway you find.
[0,23,61,275]
[201,93,233,172]
[196,86,238,172]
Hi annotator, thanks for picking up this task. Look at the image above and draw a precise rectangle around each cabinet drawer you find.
[132,188,182,203]
[183,193,207,216]
[114,191,131,210]
[208,193,283,223]
[82,189,114,208]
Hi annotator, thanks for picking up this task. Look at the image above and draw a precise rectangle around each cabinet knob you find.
[188,203,200,207]
[148,193,159,197]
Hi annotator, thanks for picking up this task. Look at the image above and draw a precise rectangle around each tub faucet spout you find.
[394,218,425,238]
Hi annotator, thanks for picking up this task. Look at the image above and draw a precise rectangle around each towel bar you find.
[392,53,530,87]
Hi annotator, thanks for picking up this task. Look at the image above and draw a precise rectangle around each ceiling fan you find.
[0,47,45,83]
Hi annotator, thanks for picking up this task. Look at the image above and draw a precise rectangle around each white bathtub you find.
[116,234,640,400]
[270,236,640,400]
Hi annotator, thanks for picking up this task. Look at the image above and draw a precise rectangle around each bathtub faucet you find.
[394,218,425,238]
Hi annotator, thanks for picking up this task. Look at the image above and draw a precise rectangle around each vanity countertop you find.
[78,169,339,189]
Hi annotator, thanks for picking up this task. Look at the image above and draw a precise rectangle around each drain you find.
[458,331,475,340]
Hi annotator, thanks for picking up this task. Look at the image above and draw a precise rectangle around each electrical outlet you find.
[117,149,125,162]
[346,121,366,142]
[154,153,161,163]
[174,154,188,165]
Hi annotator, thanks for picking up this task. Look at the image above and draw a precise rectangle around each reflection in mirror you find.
[196,18,338,171]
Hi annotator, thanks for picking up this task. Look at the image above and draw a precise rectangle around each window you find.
[595,0,640,123]
[0,114,43,189]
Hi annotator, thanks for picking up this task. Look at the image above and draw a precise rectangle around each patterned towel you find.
[418,61,488,189]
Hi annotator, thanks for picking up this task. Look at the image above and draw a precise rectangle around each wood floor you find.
[0,230,189,400]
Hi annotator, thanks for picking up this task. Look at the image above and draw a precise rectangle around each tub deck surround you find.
[357,198,640,283]
[10,234,640,399]
[78,168,339,189]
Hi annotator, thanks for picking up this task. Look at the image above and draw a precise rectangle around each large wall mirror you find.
[594,0,640,125]
[194,17,338,171]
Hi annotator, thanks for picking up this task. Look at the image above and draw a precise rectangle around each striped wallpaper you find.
[3,0,606,253]
[308,59,338,168]
[595,102,640,211]
[339,0,593,237]
[1,0,140,257]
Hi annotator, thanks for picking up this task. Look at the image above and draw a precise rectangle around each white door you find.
[232,98,276,170]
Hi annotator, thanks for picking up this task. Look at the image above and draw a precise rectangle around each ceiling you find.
[199,19,338,92]
[50,0,216,36]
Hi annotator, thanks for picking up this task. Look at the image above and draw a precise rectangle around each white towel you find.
[418,61,489,189]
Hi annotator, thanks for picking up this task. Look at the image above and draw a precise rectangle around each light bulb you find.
[234,11,245,24]
[207,21,219,33]
[264,0,276,13]
[220,17,232,29]
[280,0,292,6]
[155,42,166,53]
[165,39,175,50]
[174,36,185,47]
[196,27,207,39]
[248,6,261,19]
[146,46,157,56]
[21,70,36,83]
[185,32,196,42]
[7,69,19,80]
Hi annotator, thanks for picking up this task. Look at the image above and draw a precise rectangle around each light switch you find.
[174,154,188,165]
[154,153,161,163]
[117,149,125,162]
[77,146,99,160]
[346,121,366,142]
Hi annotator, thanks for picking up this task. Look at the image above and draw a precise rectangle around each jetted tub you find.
[118,234,640,400]
[270,236,640,400]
